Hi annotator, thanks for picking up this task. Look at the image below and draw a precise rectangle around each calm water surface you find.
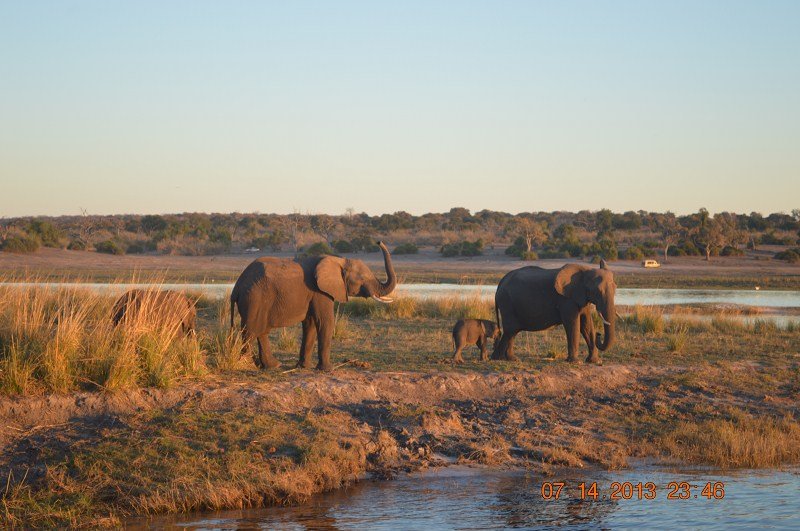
[3,282,800,308]
[132,465,800,530]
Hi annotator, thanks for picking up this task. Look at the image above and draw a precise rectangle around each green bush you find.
[505,239,525,257]
[67,239,87,251]
[94,240,125,255]
[761,231,793,245]
[393,243,419,255]
[521,251,538,261]
[539,249,570,259]
[774,249,800,263]
[440,239,483,257]
[721,245,745,256]
[624,246,644,260]
[333,239,355,253]
[440,243,460,257]
[595,238,618,260]
[27,219,62,247]
[303,242,335,256]
[1,235,40,253]
[350,236,380,253]
[126,243,146,254]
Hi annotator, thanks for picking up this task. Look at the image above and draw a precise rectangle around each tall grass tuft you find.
[208,328,247,371]
[666,322,689,353]
[0,282,207,395]
[622,305,664,335]
[341,295,493,321]
[711,316,746,333]
[751,319,779,334]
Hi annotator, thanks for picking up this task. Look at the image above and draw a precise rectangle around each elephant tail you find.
[495,305,501,335]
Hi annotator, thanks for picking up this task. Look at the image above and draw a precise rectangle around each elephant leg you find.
[256,333,281,370]
[492,328,519,361]
[564,318,581,362]
[580,313,601,364]
[452,344,465,363]
[315,320,334,371]
[240,326,262,368]
[298,316,318,369]
[478,337,489,362]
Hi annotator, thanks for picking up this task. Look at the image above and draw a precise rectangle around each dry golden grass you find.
[661,414,800,468]
[0,281,206,394]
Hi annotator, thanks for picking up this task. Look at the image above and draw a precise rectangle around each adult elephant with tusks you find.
[230,242,397,370]
[491,260,616,364]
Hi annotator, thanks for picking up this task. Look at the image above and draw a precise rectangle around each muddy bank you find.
[1,364,798,526]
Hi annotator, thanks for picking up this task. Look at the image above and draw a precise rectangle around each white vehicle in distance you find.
[641,259,660,268]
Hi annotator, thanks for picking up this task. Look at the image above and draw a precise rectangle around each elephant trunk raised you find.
[372,241,397,300]
[596,299,616,352]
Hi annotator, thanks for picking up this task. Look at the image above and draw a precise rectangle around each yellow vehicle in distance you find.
[642,259,661,268]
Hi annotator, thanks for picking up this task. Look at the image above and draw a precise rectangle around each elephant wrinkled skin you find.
[491,260,616,364]
[230,242,397,370]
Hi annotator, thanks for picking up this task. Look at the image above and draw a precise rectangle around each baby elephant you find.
[112,289,196,335]
[452,319,500,363]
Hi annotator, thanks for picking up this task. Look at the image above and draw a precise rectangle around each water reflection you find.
[129,466,800,530]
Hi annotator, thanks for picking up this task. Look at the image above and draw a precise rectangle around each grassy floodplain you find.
[0,280,799,526]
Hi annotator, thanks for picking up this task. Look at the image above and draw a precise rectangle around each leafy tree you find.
[141,215,168,234]
[653,212,684,263]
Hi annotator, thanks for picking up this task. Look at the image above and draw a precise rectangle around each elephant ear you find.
[553,264,588,306]
[315,256,348,302]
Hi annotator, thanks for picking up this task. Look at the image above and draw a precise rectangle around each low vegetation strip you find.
[1,366,798,527]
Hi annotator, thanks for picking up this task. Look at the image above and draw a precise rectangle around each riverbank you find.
[2,363,799,527]
[2,247,799,289]
[1,284,799,526]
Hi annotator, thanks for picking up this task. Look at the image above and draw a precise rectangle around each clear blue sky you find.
[1,1,798,217]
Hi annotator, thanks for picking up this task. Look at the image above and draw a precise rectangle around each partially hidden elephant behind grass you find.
[492,260,616,364]
[111,289,196,335]
[451,318,500,363]
[231,242,397,370]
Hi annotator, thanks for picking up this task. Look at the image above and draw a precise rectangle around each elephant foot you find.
[453,357,464,364]
[316,363,333,372]
[586,355,602,365]
[566,355,578,363]
[260,358,281,370]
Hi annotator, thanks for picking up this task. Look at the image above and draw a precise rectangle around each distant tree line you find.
[1,208,799,263]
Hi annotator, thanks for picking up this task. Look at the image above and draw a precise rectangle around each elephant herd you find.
[112,242,617,370]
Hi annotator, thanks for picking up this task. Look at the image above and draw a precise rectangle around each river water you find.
[3,282,800,308]
[131,465,800,529]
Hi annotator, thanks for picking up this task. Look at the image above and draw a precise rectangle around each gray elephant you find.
[112,289,196,335]
[230,242,397,370]
[451,318,500,363]
[491,260,616,364]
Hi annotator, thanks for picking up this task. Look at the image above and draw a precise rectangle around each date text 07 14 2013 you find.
[540,481,725,501]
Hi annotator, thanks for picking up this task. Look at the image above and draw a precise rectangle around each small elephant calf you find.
[452,319,500,363]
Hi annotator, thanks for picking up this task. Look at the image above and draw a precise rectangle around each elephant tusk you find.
[372,295,394,304]
[597,310,611,326]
